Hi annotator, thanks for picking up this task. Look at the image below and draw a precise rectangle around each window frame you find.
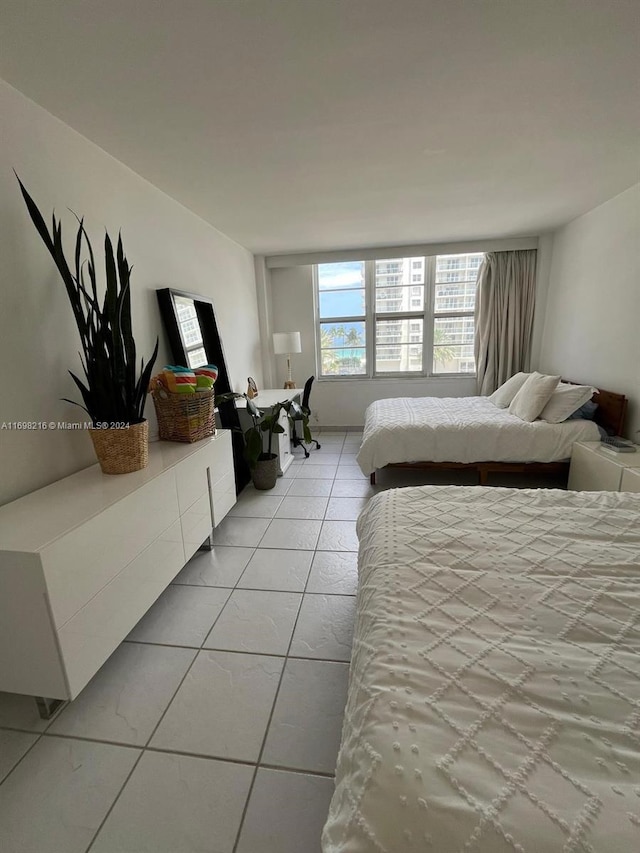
[314,254,481,380]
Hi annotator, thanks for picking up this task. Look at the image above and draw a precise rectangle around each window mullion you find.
[424,256,436,376]
[365,260,375,378]
[374,312,424,322]
[433,310,474,320]
[313,264,322,378]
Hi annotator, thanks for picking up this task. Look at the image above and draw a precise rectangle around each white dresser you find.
[0,433,235,707]
[568,440,640,492]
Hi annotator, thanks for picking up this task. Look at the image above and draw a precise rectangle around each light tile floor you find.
[0,431,564,852]
[0,430,373,853]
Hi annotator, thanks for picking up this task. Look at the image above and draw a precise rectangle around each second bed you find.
[356,388,626,484]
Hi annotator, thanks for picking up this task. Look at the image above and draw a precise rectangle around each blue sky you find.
[318,261,363,289]
[319,261,365,317]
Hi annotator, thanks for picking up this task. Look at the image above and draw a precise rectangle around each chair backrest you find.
[301,375,315,411]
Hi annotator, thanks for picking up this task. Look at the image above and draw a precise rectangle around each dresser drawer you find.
[620,468,640,493]
[175,449,209,515]
[42,469,179,628]
[58,519,185,698]
[210,469,235,525]
[204,431,233,475]
[278,430,292,473]
[181,492,213,561]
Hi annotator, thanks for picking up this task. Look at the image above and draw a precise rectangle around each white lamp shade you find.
[273,331,302,355]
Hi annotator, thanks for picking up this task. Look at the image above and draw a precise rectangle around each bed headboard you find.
[565,381,628,436]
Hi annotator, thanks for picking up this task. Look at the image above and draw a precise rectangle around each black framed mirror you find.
[156,288,250,492]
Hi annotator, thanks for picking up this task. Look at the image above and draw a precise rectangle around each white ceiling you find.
[1,0,639,254]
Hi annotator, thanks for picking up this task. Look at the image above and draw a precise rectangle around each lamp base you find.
[283,380,296,390]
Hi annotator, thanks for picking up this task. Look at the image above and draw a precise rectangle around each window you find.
[315,253,483,378]
[317,262,367,376]
[432,253,482,375]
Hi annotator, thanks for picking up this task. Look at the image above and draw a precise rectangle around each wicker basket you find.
[89,420,149,474]
[151,384,216,443]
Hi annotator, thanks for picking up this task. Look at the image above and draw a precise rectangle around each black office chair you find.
[291,376,321,458]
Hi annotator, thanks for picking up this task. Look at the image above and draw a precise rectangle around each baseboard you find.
[314,425,363,432]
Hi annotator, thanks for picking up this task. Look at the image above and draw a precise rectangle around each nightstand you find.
[620,467,640,493]
[568,441,640,491]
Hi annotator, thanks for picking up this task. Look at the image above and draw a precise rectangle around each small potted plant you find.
[218,393,312,490]
[17,177,158,474]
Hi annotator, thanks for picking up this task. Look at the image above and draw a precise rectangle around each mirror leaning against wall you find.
[156,287,250,491]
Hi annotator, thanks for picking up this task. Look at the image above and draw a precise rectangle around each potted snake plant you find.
[217,393,311,490]
[17,177,158,474]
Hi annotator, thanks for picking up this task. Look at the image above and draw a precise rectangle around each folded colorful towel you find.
[163,368,197,393]
[195,365,218,383]
[196,375,214,391]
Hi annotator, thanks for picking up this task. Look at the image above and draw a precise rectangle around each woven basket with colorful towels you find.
[149,364,219,442]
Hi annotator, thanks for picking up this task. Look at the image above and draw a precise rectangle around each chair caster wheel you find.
[317,443,321,449]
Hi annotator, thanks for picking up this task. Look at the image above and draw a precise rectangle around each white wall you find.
[0,80,262,505]
[539,184,640,439]
[269,265,477,428]
[529,233,554,369]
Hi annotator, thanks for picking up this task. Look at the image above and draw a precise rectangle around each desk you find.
[235,389,304,408]
[234,388,303,475]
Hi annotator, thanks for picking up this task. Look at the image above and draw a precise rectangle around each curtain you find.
[474,249,537,395]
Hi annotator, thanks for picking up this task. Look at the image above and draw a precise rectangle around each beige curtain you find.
[474,249,537,395]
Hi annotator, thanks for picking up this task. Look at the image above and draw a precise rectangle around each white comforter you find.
[323,486,640,853]
[355,396,600,475]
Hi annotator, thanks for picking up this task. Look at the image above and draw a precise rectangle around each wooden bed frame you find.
[369,385,628,486]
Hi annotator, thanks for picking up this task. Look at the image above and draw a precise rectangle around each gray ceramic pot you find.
[251,454,279,490]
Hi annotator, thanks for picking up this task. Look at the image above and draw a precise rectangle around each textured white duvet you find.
[355,396,600,475]
[323,486,640,853]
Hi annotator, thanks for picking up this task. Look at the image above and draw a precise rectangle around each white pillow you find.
[488,372,531,408]
[539,383,597,423]
[509,372,561,422]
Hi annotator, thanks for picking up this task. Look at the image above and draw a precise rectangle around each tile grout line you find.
[230,443,342,853]
[0,728,46,789]
[83,551,246,853]
[12,728,329,778]
[75,502,257,853]
[0,668,69,787]
[230,556,312,851]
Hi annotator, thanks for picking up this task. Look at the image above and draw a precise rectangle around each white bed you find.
[323,485,640,853]
[356,396,601,476]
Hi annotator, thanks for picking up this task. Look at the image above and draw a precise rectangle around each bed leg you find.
[370,471,376,485]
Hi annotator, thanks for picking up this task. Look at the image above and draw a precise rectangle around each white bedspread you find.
[355,396,600,474]
[323,486,640,853]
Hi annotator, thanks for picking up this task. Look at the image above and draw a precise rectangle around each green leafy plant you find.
[217,393,312,469]
[17,177,158,426]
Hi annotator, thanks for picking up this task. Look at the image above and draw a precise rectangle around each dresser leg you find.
[199,533,214,551]
[35,696,66,720]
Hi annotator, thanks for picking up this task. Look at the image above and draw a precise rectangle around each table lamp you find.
[273,332,302,389]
